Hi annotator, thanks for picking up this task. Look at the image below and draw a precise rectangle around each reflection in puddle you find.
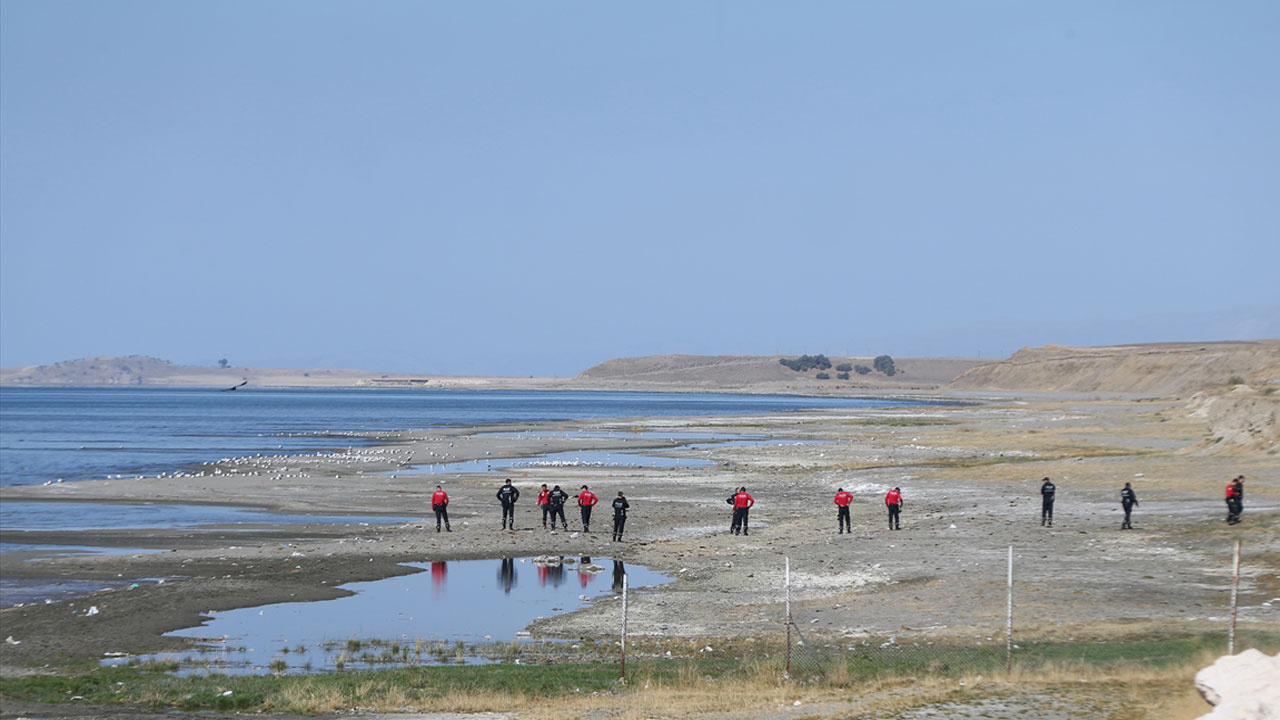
[105,556,669,675]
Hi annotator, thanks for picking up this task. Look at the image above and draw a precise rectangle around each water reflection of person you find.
[612,560,626,594]
[431,561,447,596]
[498,558,516,594]
[546,556,565,587]
[579,556,595,588]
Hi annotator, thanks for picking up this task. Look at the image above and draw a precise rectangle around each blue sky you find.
[2,1,1277,375]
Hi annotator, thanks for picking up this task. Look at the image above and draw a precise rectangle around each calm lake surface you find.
[0,387,930,488]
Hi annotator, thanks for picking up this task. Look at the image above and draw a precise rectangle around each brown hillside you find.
[947,341,1280,397]
[577,355,986,388]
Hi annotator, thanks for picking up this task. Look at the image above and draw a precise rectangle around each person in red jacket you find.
[884,487,903,530]
[431,485,451,533]
[537,484,551,529]
[727,487,755,535]
[834,488,853,534]
[575,485,599,532]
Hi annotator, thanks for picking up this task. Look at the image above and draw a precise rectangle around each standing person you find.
[537,483,551,529]
[431,485,451,533]
[885,487,903,530]
[728,487,754,535]
[1226,476,1245,524]
[1040,477,1056,527]
[548,484,570,530]
[496,478,520,531]
[612,491,629,541]
[834,488,853,534]
[1120,482,1138,529]
[575,485,599,532]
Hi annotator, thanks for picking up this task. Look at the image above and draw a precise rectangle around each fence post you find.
[1006,545,1013,673]
[620,574,628,681]
[785,556,792,677]
[1229,539,1241,655]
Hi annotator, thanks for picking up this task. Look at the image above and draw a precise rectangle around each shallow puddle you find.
[105,556,669,675]
[1,576,178,608]
[406,449,716,474]
[0,501,414,532]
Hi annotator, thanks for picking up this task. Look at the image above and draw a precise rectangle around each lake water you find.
[105,556,667,675]
[0,387,925,488]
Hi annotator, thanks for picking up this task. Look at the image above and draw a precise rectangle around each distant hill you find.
[576,354,987,390]
[0,356,505,389]
[947,341,1280,397]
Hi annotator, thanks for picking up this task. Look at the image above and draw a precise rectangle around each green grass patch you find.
[5,632,1274,713]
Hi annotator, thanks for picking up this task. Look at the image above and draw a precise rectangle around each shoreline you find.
[2,390,1276,682]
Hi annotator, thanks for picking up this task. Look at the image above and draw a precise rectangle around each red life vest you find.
[1225,483,1239,499]
[578,490,598,507]
[834,491,853,507]
[885,489,902,506]
[432,489,448,506]
[733,492,755,509]
[537,490,550,506]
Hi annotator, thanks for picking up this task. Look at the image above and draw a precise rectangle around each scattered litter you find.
[220,690,233,696]
[103,651,129,657]
[4,636,19,645]
[949,524,957,529]
[1134,473,1144,477]
[85,606,99,616]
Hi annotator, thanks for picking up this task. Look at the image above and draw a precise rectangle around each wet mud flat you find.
[1,394,1277,681]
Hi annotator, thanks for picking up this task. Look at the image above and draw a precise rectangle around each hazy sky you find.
[2,2,1277,375]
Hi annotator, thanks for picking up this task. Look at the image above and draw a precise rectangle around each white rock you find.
[1195,650,1280,720]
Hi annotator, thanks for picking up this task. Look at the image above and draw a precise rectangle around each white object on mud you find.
[1194,649,1280,720]
[85,606,99,616]
[4,636,19,645]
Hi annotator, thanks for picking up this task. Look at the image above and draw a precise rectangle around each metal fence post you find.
[620,574,628,680]
[1229,540,1240,655]
[785,556,792,677]
[1006,545,1013,673]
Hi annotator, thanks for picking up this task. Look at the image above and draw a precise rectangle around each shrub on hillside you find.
[835,363,852,372]
[779,354,833,372]
[815,372,831,380]
[874,355,896,376]
[837,371,850,380]
[854,365,872,375]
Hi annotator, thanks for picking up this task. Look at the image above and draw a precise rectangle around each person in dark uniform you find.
[611,491,629,541]
[574,485,598,532]
[548,484,569,530]
[834,488,853,534]
[496,479,520,531]
[884,487,903,530]
[1226,476,1244,524]
[1040,477,1056,527]
[1120,482,1138,529]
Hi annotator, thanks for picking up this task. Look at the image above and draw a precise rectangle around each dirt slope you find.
[948,341,1280,397]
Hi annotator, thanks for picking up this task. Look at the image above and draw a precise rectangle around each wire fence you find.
[767,539,1278,683]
